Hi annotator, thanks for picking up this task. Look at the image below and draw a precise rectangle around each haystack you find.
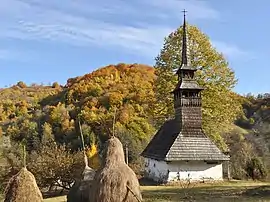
[67,163,96,202]
[90,137,142,202]
[4,167,43,202]
[67,120,96,202]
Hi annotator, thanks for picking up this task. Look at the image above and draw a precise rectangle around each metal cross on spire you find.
[182,9,187,16]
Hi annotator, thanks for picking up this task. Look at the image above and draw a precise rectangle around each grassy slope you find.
[43,181,270,202]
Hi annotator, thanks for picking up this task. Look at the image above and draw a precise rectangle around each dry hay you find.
[90,137,142,202]
[67,165,96,202]
[4,167,43,202]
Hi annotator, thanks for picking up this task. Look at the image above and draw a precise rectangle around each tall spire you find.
[181,9,189,66]
[176,9,194,77]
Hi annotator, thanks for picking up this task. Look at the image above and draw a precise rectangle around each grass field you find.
[41,181,270,202]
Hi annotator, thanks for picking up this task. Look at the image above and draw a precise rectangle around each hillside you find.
[0,63,269,182]
[0,83,63,122]
[0,63,155,169]
[0,83,62,102]
[223,94,270,179]
[235,94,270,150]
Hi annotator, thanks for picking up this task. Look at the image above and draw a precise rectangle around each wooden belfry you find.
[141,10,229,182]
[173,9,204,128]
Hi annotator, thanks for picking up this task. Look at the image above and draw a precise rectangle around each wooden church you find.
[141,12,229,183]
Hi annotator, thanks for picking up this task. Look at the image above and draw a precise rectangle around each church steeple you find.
[176,9,196,79]
[180,9,189,67]
[173,10,204,127]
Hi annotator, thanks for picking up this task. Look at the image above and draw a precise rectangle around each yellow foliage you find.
[89,154,101,170]
[86,144,101,170]
[87,144,97,158]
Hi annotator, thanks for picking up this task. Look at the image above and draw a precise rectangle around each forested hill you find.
[0,63,270,181]
[0,63,155,165]
[0,82,63,120]
[0,64,270,153]
[235,94,270,143]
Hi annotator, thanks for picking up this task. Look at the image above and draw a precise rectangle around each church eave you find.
[177,65,197,72]
[164,155,230,161]
[140,153,165,161]
[173,82,204,92]
[173,86,204,92]
[142,152,230,162]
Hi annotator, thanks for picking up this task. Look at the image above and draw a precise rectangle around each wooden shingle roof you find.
[173,79,204,92]
[141,119,229,161]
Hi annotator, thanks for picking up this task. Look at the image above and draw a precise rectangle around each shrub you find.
[16,81,27,88]
[2,141,85,190]
[28,142,84,189]
[246,157,267,180]
[52,82,60,89]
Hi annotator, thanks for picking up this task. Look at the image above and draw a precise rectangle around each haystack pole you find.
[90,108,142,202]
[67,118,96,202]
[79,119,90,169]
[4,143,43,202]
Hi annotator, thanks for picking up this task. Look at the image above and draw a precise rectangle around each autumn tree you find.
[154,24,242,149]
[41,122,54,144]
[16,81,27,88]
[6,119,40,151]
[67,64,156,168]
[52,82,60,89]
[2,141,84,189]
[29,143,84,189]
[47,103,76,144]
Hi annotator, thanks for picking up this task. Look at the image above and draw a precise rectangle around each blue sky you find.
[0,0,269,95]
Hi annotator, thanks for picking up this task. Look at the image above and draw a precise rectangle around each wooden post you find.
[125,145,129,165]
[112,108,116,137]
[22,144,26,168]
[227,161,231,180]
[79,119,88,167]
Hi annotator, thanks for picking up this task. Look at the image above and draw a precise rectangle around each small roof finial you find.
[182,9,187,16]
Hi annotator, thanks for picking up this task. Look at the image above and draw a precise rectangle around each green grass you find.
[44,196,66,202]
[43,181,270,202]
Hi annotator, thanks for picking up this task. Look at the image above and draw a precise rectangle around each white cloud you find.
[211,40,249,59]
[0,0,244,60]
[10,17,173,57]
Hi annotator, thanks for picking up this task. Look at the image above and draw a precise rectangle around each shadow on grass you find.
[139,178,161,186]
[242,185,270,197]
[42,189,69,199]
[142,185,270,202]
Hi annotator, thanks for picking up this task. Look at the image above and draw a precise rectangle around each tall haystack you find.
[90,137,142,202]
[4,167,43,202]
[67,120,96,202]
